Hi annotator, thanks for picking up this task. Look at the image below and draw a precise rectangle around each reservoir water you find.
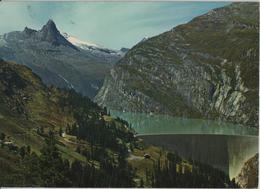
[110,110,259,179]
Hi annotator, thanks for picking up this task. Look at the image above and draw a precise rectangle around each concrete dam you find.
[139,134,258,179]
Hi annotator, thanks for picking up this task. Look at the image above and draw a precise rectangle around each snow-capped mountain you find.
[63,33,121,55]
[0,19,122,98]
[63,33,129,57]
[63,32,100,48]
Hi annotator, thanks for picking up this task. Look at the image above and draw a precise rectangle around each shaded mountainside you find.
[0,59,135,157]
[236,153,258,188]
[0,59,136,186]
[95,2,259,127]
[0,19,122,98]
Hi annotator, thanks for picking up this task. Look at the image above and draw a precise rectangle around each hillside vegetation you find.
[0,60,239,187]
[0,60,136,186]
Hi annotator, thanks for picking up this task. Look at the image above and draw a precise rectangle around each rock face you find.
[36,20,78,50]
[95,3,259,127]
[0,19,122,98]
[236,153,258,188]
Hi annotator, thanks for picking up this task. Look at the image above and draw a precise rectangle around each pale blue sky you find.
[0,2,230,49]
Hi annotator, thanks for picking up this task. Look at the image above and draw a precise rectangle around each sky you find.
[0,2,230,49]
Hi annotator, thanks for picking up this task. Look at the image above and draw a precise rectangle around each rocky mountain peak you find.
[36,19,78,50]
[40,19,59,34]
[37,19,61,43]
[23,26,37,36]
[46,19,56,27]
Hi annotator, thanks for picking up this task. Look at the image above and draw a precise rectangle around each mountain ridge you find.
[95,2,259,127]
[0,19,122,98]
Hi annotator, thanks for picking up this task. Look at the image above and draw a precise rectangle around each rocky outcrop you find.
[95,3,259,127]
[236,153,258,188]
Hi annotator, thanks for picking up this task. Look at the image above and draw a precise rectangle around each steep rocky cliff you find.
[95,3,259,127]
[236,153,258,188]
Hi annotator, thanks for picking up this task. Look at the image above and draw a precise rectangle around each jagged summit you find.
[40,19,59,36]
[20,19,78,50]
[36,19,78,50]
[44,19,57,29]
[37,19,60,42]
[20,21,77,51]
[23,27,37,36]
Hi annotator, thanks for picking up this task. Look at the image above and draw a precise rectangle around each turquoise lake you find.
[110,110,258,136]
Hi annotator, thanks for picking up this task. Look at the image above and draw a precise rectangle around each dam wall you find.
[139,134,258,178]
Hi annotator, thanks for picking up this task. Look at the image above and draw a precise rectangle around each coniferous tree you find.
[19,146,26,159]
[59,127,63,137]
[38,135,72,187]
[0,132,5,141]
